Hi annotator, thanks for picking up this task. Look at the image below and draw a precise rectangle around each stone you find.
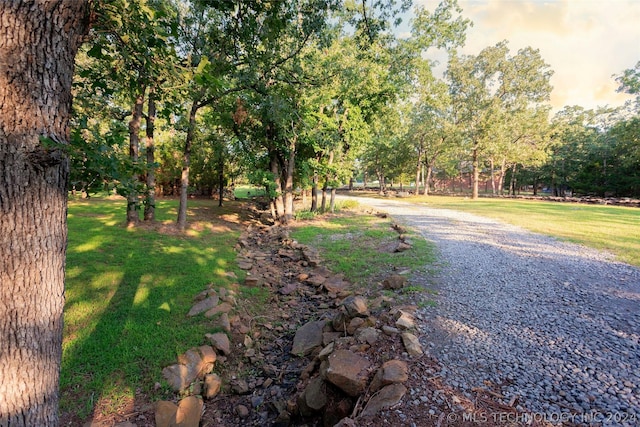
[176,396,203,427]
[332,311,349,332]
[370,360,409,392]
[325,349,372,397]
[291,320,325,357]
[244,276,260,286]
[395,311,416,330]
[278,282,298,295]
[198,345,217,364]
[394,241,412,252]
[333,418,358,427]
[347,317,365,335]
[230,379,250,395]
[216,312,231,332]
[318,342,335,360]
[155,401,178,427]
[324,276,349,293]
[162,364,191,392]
[204,302,233,318]
[401,332,423,357]
[206,332,231,355]
[238,260,253,270]
[298,377,328,416]
[323,397,354,427]
[361,384,407,417]
[382,325,400,335]
[306,275,326,287]
[297,273,309,281]
[322,331,342,346]
[342,296,369,318]
[356,327,380,345]
[236,404,250,418]
[187,296,219,317]
[204,374,222,399]
[382,274,407,290]
[176,348,208,380]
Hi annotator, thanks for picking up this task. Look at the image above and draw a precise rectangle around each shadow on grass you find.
[60,199,242,423]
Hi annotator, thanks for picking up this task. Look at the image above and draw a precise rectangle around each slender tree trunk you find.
[330,188,336,212]
[490,158,496,195]
[283,137,296,222]
[217,155,224,207]
[425,161,435,196]
[510,164,518,196]
[415,139,423,196]
[471,145,480,199]
[0,2,89,425]
[498,158,507,196]
[321,181,328,212]
[144,87,157,221]
[363,172,367,190]
[311,171,318,212]
[177,101,199,230]
[127,87,145,226]
[270,154,285,221]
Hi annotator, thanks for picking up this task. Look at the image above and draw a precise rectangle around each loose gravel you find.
[344,196,640,426]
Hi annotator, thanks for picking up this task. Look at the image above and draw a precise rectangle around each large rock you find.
[204,374,222,399]
[155,397,203,427]
[370,360,408,392]
[206,332,231,355]
[187,295,219,317]
[342,296,369,318]
[291,320,325,357]
[297,376,328,416]
[176,396,203,427]
[325,349,371,397]
[162,348,212,391]
[401,332,423,357]
[360,384,407,417]
[382,274,407,290]
[395,311,416,330]
[204,302,233,318]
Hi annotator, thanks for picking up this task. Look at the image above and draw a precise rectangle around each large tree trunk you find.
[144,87,157,221]
[0,1,89,425]
[127,88,145,226]
[269,154,285,221]
[177,101,199,230]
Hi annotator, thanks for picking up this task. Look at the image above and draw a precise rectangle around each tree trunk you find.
[498,158,507,196]
[471,145,479,199]
[144,87,156,221]
[510,164,518,196]
[311,172,318,212]
[283,139,296,222]
[415,139,423,196]
[0,2,89,425]
[330,188,336,212]
[424,161,435,196]
[177,101,199,230]
[489,158,496,195]
[217,154,224,207]
[127,88,145,226]
[270,154,285,221]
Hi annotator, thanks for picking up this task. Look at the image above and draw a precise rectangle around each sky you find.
[407,0,640,113]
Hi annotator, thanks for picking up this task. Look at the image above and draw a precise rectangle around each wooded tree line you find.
[70,0,640,229]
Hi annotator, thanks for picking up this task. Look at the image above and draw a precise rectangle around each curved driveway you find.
[342,195,640,426]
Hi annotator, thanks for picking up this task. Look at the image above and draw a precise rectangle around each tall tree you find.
[0,1,90,425]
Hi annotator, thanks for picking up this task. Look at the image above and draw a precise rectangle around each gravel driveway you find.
[343,195,640,426]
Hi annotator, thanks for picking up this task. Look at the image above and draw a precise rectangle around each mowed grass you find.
[291,211,436,286]
[411,195,640,267]
[62,198,243,419]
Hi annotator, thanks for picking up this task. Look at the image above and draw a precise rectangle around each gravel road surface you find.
[344,196,640,426]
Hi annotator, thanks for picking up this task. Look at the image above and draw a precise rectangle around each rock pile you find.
[154,220,427,427]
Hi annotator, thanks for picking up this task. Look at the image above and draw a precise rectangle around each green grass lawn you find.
[410,195,640,267]
[62,198,243,419]
[290,212,436,287]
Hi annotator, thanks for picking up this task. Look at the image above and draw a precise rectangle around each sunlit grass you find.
[291,212,436,286]
[410,195,640,267]
[61,197,243,420]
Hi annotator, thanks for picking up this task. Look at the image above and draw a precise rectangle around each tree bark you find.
[177,101,199,230]
[471,144,479,199]
[127,88,145,225]
[0,1,89,425]
[144,87,157,221]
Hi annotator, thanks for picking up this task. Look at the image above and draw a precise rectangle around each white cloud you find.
[413,0,640,112]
